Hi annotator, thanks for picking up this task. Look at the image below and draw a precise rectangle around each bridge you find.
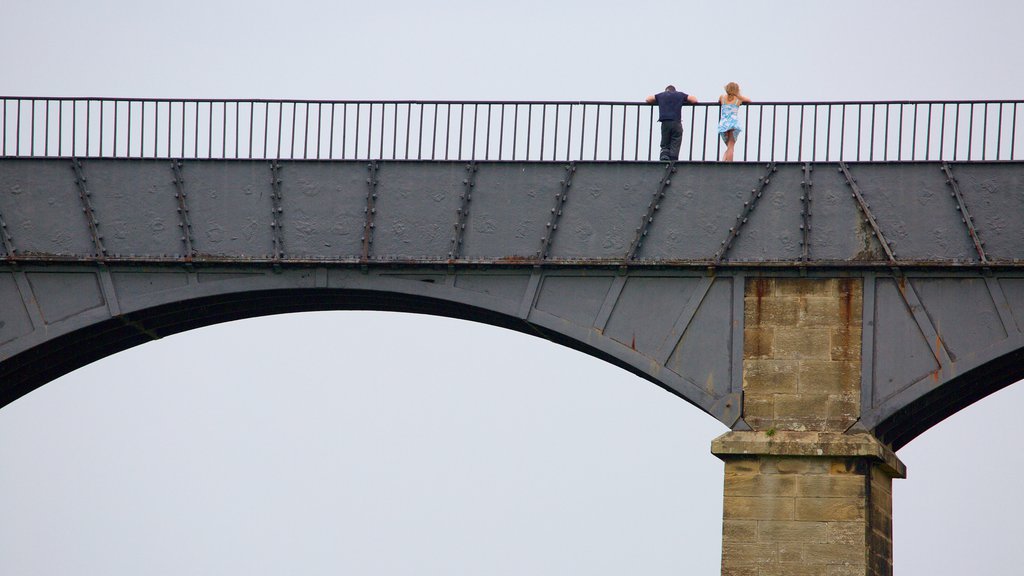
[3,96,1024,575]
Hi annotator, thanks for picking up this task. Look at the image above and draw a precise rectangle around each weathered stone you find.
[743,359,799,394]
[774,394,833,422]
[721,541,780,565]
[773,327,833,359]
[745,296,801,326]
[827,521,867,546]
[797,475,867,498]
[722,519,759,542]
[742,395,775,428]
[725,474,797,497]
[759,564,828,576]
[795,497,866,522]
[744,327,775,359]
[721,566,760,576]
[724,496,796,521]
[775,278,837,297]
[830,326,863,360]
[758,520,828,542]
[798,360,860,395]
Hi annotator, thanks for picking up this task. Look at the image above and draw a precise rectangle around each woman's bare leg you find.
[723,132,736,162]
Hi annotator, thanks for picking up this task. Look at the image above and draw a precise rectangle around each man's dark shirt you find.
[654,90,689,122]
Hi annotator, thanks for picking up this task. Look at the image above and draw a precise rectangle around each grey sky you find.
[2,0,1023,574]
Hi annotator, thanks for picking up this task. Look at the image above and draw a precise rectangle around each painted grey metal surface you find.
[2,158,1024,447]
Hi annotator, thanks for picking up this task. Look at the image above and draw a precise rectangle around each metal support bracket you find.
[71,159,107,258]
[625,162,674,261]
[270,161,286,261]
[800,162,813,262]
[448,162,477,260]
[941,162,988,263]
[839,162,896,263]
[171,160,196,259]
[537,162,575,260]
[714,163,777,263]
[361,161,380,264]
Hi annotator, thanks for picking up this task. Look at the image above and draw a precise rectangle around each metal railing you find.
[1,97,1021,162]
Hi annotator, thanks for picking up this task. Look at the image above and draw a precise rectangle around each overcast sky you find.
[2,1,1024,574]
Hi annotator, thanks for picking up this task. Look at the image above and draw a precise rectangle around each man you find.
[646,85,698,161]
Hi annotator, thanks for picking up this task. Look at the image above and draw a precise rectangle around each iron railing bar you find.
[997,103,1003,160]
[538,104,546,160]
[967,103,974,161]
[953,104,960,161]
[406,103,413,160]
[883,104,889,160]
[982,103,988,160]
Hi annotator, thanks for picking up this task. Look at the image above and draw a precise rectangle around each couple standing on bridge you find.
[645,82,751,162]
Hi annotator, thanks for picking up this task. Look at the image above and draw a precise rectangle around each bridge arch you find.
[0,266,743,425]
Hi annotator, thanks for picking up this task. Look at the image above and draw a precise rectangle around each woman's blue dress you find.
[718,102,742,142]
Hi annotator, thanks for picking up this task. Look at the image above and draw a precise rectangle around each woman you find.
[717,82,751,162]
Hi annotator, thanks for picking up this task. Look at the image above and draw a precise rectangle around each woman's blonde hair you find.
[724,82,740,99]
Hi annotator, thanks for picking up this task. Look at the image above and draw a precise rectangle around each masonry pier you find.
[713,278,906,574]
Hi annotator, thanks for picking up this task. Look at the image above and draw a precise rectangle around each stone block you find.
[769,457,832,476]
[722,519,758,542]
[724,496,795,521]
[743,359,799,394]
[773,327,832,359]
[724,457,760,475]
[759,564,828,576]
[746,296,801,327]
[799,296,847,327]
[796,476,867,498]
[830,326,863,360]
[798,360,860,395]
[725,474,797,497]
[744,327,775,359]
[827,521,867,546]
[742,395,775,428]
[827,396,861,426]
[721,566,760,576]
[721,542,779,565]
[796,542,866,565]
[795,497,866,522]
[774,394,832,422]
[776,278,837,297]
[758,520,828,542]
[826,565,867,576]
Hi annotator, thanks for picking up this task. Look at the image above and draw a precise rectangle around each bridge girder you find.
[2,158,1024,447]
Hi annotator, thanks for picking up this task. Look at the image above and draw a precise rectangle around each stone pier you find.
[714,278,906,575]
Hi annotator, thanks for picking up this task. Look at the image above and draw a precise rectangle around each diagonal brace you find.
[626,162,675,261]
[448,162,477,260]
[839,162,896,262]
[71,159,107,257]
[941,162,988,263]
[714,163,777,264]
[537,162,575,260]
[171,160,196,258]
